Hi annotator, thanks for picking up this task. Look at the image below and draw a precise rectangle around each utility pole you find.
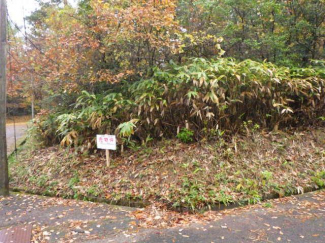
[0,0,9,196]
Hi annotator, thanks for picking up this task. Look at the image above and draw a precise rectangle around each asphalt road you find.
[0,190,324,242]
[6,123,28,154]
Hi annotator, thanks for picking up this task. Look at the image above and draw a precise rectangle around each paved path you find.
[6,123,28,154]
[1,190,324,242]
[132,192,325,243]
[0,194,137,242]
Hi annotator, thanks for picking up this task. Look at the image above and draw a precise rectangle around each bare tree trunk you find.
[0,0,9,196]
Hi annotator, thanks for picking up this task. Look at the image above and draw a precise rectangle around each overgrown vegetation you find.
[33,58,325,150]
[6,0,325,212]
[8,0,325,119]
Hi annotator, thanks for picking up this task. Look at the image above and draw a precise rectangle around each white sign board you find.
[96,135,117,150]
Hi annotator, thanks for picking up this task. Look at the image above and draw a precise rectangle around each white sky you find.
[7,0,39,28]
[7,0,78,28]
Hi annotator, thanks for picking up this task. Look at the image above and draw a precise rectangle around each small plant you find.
[178,177,207,210]
[247,193,261,204]
[37,175,49,188]
[192,160,200,167]
[263,202,273,208]
[117,119,139,137]
[261,170,273,181]
[177,128,194,143]
[243,120,260,135]
[214,172,228,183]
[215,190,233,206]
[142,135,153,147]
[181,162,190,169]
[118,119,140,150]
[87,185,102,197]
[68,172,80,189]
[201,127,225,140]
[312,171,325,187]
[236,178,261,204]
[223,148,234,159]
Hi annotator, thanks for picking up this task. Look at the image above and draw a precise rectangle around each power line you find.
[6,5,23,154]
[7,12,58,65]
[6,7,61,87]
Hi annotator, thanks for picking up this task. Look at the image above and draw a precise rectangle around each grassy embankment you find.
[9,127,325,211]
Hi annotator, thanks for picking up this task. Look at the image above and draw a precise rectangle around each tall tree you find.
[7,0,325,117]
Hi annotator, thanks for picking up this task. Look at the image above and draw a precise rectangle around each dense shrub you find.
[33,58,325,149]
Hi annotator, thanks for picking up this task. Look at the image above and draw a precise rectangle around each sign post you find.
[96,135,117,167]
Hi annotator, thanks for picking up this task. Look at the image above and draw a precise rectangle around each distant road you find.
[6,123,28,154]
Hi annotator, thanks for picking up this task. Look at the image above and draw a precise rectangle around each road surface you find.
[6,123,28,154]
[0,190,324,242]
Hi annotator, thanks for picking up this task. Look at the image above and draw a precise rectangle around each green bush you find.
[177,128,194,143]
[312,171,325,188]
[31,110,61,146]
[33,58,325,150]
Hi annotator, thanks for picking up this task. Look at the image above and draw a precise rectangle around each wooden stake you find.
[106,149,110,167]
